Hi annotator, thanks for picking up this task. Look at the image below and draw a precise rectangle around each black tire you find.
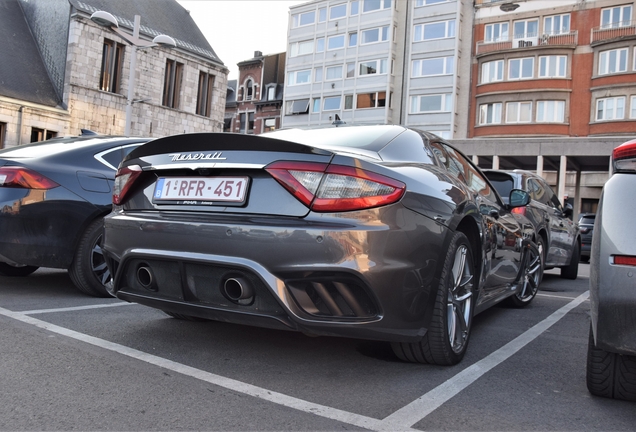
[0,262,39,277]
[560,241,579,280]
[506,240,542,308]
[587,325,636,401]
[580,255,590,263]
[391,231,475,366]
[68,218,111,297]
[163,311,209,322]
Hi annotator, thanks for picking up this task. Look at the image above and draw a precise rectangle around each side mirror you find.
[509,189,530,207]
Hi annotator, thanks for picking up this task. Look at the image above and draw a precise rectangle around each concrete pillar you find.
[492,155,499,169]
[558,155,567,206]
[536,155,543,179]
[472,155,479,165]
[574,169,582,219]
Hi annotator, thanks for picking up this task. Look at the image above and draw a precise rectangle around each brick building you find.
[0,0,227,148]
[225,51,286,134]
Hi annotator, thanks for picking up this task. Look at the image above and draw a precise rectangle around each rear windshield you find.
[263,125,406,152]
[580,215,595,224]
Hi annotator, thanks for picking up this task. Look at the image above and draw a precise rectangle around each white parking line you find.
[0,291,589,431]
[537,293,590,301]
[20,301,135,315]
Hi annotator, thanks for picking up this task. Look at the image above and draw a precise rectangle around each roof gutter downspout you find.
[17,106,25,146]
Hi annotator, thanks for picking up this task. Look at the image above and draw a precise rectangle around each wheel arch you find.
[455,216,482,288]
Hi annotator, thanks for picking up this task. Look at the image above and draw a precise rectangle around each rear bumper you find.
[103,206,449,342]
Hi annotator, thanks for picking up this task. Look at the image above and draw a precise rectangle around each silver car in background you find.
[587,137,636,401]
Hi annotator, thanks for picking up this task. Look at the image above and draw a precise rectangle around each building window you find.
[196,72,214,116]
[346,62,355,78]
[631,96,636,119]
[349,32,358,47]
[410,94,452,113]
[314,67,323,82]
[414,20,455,41]
[30,128,57,143]
[264,118,277,132]
[328,35,345,50]
[601,5,632,29]
[326,65,343,80]
[361,26,389,44]
[247,112,254,134]
[323,96,341,111]
[539,55,566,78]
[513,19,538,40]
[596,96,625,121]
[481,60,503,83]
[330,4,346,20]
[290,40,314,57]
[412,56,454,77]
[311,39,322,54]
[285,99,310,115]
[0,122,6,149]
[359,59,387,76]
[292,11,315,28]
[99,39,124,93]
[598,48,628,75]
[312,98,321,113]
[362,0,391,13]
[479,103,502,125]
[351,1,359,15]
[544,14,570,36]
[345,95,354,109]
[506,102,532,123]
[245,79,254,101]
[162,59,183,109]
[267,86,276,101]
[485,22,509,43]
[537,100,565,122]
[356,92,386,109]
[287,69,311,85]
[416,0,448,5]
[239,113,246,133]
[318,8,327,22]
[508,57,534,80]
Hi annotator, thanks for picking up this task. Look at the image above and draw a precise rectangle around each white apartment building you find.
[282,0,473,139]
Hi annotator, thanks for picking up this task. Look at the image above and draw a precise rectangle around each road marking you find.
[377,291,589,430]
[537,293,589,301]
[0,291,589,431]
[20,302,135,315]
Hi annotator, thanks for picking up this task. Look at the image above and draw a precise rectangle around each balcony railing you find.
[476,31,578,55]
[591,21,636,44]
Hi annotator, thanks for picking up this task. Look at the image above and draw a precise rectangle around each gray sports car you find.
[102,125,541,365]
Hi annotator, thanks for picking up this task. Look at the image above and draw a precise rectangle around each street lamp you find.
[90,11,176,136]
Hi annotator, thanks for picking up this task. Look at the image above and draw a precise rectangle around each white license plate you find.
[153,176,249,203]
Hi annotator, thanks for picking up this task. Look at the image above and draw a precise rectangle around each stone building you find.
[0,0,227,148]
[225,51,286,135]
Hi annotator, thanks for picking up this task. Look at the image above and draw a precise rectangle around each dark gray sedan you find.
[102,126,541,365]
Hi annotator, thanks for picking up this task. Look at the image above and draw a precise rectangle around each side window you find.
[544,181,563,211]
[442,144,498,202]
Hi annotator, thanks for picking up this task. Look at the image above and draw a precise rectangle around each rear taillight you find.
[613,139,636,173]
[612,255,636,266]
[266,161,406,212]
[511,207,526,216]
[113,165,142,205]
[0,167,59,189]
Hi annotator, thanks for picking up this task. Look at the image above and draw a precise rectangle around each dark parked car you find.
[0,135,150,296]
[103,125,542,366]
[483,169,581,279]
[578,213,595,262]
[587,138,636,401]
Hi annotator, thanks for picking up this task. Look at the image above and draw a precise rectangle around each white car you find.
[587,138,636,401]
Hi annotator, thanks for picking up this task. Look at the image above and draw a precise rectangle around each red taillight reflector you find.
[613,139,636,172]
[113,165,143,205]
[0,167,59,189]
[511,207,526,216]
[265,161,406,212]
[612,255,636,266]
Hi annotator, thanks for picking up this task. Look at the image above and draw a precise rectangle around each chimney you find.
[254,50,263,58]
